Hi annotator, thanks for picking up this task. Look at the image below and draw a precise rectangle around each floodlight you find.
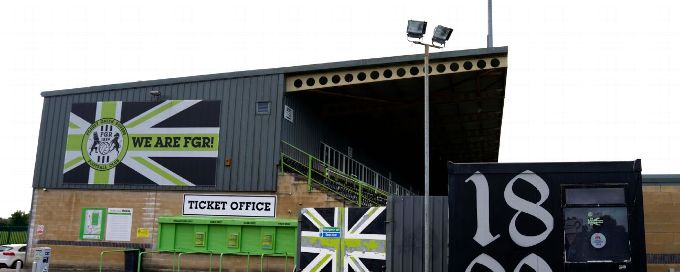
[432,25,453,46]
[407,20,427,39]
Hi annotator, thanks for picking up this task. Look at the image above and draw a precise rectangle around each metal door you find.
[297,207,387,272]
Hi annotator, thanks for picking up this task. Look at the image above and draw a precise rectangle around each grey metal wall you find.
[387,196,449,272]
[281,94,398,178]
[33,74,284,191]
[280,94,327,158]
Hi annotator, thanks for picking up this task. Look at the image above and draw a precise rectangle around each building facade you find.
[28,47,509,271]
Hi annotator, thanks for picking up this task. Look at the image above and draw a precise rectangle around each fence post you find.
[358,182,363,207]
[307,155,313,192]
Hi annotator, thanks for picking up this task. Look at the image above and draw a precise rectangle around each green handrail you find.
[137,250,179,272]
[177,251,203,271]
[99,248,141,272]
[284,252,290,272]
[280,141,391,206]
[218,252,252,272]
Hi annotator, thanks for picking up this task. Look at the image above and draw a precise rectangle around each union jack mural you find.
[63,100,220,185]
[299,207,386,272]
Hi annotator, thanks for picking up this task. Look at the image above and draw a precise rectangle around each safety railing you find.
[322,142,412,196]
[99,248,142,272]
[134,250,294,272]
[281,141,411,206]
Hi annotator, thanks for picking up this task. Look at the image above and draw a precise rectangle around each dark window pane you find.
[565,187,625,205]
[564,207,631,263]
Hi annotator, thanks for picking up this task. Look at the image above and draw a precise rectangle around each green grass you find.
[0,230,28,245]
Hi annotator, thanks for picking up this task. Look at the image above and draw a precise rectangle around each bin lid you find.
[158,216,297,227]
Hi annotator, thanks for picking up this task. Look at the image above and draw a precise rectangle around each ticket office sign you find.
[183,194,276,217]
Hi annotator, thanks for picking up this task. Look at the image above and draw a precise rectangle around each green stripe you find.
[93,169,110,184]
[350,257,362,271]
[310,254,331,272]
[100,101,118,119]
[304,209,326,228]
[132,156,188,186]
[63,157,84,171]
[69,122,80,129]
[350,207,378,234]
[108,212,131,215]
[125,100,182,128]
[337,207,345,271]
[66,134,84,151]
[128,134,219,151]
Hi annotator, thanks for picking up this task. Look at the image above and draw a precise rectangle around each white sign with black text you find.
[183,194,276,217]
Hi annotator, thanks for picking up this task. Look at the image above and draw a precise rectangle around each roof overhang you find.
[283,49,508,164]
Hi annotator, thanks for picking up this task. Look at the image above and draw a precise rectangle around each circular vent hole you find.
[436,64,446,73]
[357,72,367,81]
[450,63,459,71]
[344,74,354,82]
[397,68,406,77]
[383,69,393,78]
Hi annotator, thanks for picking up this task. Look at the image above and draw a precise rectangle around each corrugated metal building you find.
[27,47,509,271]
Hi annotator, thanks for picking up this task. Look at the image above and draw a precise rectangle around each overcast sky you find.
[1,0,679,218]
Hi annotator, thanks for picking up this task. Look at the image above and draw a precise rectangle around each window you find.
[19,246,26,252]
[565,188,625,205]
[563,186,631,263]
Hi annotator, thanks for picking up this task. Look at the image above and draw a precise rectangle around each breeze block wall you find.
[28,173,347,271]
[643,185,680,272]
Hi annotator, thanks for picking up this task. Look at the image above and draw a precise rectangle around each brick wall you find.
[644,185,680,272]
[29,177,680,271]
[29,173,348,271]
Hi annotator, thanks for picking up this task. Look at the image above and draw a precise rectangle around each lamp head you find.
[432,25,453,46]
[407,20,427,39]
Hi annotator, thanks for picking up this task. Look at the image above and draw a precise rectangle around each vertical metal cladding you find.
[33,74,284,191]
[280,94,395,178]
[281,95,326,158]
[387,196,449,272]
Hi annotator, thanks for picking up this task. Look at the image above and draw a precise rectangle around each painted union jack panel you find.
[299,207,386,272]
[63,100,220,186]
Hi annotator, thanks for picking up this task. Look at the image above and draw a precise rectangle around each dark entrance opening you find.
[284,62,507,194]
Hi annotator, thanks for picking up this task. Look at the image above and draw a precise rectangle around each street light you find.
[432,25,453,46]
[406,20,452,272]
[407,20,427,39]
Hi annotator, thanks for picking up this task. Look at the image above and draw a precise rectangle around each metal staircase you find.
[280,141,412,206]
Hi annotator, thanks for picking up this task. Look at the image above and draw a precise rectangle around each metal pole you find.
[487,0,493,48]
[423,44,431,272]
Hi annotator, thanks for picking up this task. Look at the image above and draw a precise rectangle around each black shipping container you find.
[448,160,646,272]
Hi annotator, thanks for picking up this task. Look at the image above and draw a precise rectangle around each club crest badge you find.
[82,118,129,171]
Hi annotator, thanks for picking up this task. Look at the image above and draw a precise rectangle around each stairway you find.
[280,141,410,207]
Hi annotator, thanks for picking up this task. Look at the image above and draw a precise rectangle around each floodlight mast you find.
[406,20,451,272]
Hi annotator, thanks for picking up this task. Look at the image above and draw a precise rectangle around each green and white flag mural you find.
[299,207,387,272]
[63,100,221,186]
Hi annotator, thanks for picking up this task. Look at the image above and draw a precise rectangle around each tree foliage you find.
[0,211,29,226]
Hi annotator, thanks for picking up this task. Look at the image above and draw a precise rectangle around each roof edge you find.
[42,46,508,97]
